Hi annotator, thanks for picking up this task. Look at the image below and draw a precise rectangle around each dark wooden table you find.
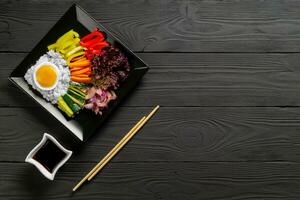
[1,0,300,199]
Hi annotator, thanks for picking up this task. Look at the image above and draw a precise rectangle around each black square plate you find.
[9,4,149,141]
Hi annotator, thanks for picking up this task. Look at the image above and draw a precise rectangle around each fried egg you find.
[34,62,59,90]
[25,51,70,104]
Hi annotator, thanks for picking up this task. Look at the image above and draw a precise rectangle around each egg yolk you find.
[36,65,57,88]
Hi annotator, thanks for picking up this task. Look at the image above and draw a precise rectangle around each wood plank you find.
[2,0,300,52]
[0,107,299,162]
[3,52,300,107]
[0,162,299,199]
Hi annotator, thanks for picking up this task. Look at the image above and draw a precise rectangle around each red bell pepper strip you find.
[80,37,103,48]
[89,41,109,55]
[80,29,105,47]
[89,41,109,50]
[85,41,109,60]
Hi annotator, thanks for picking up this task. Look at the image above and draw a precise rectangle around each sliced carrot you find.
[69,60,91,68]
[72,74,90,78]
[71,74,89,77]
[83,71,91,75]
[72,67,91,76]
[69,55,86,63]
[74,57,88,63]
[70,60,90,66]
[70,66,88,71]
[70,63,90,68]
[71,76,91,83]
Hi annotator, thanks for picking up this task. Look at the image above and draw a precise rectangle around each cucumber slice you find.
[67,89,85,101]
[57,96,74,117]
[62,95,81,113]
[66,94,85,107]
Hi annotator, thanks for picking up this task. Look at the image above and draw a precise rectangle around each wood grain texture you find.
[0,162,299,200]
[1,0,300,199]
[2,0,300,52]
[1,107,299,162]
[3,52,300,107]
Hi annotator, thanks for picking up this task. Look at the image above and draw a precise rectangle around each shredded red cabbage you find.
[91,46,131,90]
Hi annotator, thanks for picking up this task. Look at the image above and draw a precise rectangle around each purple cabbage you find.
[91,46,131,90]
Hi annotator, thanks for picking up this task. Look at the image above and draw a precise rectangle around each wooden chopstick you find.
[72,116,146,192]
[72,105,159,192]
[87,105,160,181]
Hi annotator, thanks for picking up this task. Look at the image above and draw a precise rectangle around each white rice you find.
[24,50,70,104]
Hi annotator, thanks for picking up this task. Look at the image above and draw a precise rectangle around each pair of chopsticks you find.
[72,105,160,192]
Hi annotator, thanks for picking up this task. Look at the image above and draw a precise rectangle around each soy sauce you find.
[33,139,67,172]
